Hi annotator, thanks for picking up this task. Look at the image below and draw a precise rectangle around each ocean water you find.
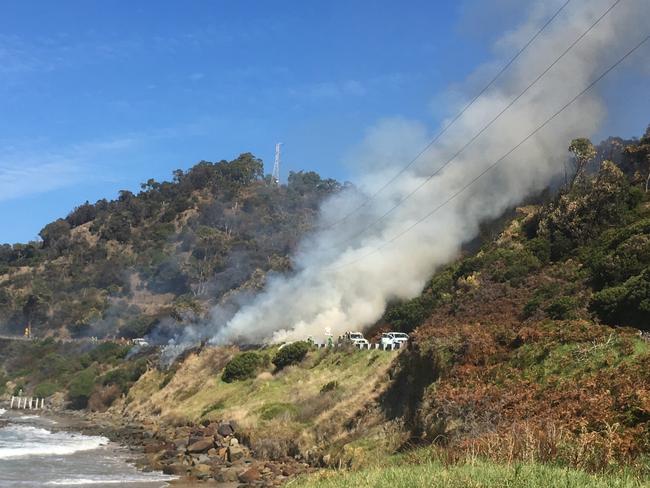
[0,410,177,487]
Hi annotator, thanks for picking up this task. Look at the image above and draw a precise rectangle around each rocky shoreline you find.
[42,409,312,486]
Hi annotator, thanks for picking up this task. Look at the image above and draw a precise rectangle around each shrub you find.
[101,358,148,394]
[320,380,339,394]
[272,341,310,370]
[68,367,98,409]
[257,402,298,421]
[527,237,551,264]
[222,352,263,383]
[34,382,58,397]
[118,315,155,339]
[87,384,121,412]
[88,342,130,364]
[590,270,650,329]
[384,297,431,333]
[545,297,577,320]
[522,296,542,319]
[489,248,541,285]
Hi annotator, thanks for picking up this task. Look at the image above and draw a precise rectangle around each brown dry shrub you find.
[87,384,121,412]
[408,313,650,472]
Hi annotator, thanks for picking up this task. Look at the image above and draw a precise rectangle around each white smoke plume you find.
[193,0,648,346]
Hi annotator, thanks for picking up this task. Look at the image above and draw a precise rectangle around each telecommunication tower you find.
[272,142,282,185]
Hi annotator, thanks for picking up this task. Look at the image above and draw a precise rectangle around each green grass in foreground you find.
[290,460,650,488]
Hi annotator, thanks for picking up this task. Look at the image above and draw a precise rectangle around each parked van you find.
[380,332,409,348]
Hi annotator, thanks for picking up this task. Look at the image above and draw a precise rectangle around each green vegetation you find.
[293,459,649,488]
[272,341,310,370]
[222,351,265,383]
[320,380,339,393]
[0,129,648,488]
[68,366,98,408]
[124,347,395,457]
[0,154,340,338]
[100,357,148,393]
[257,402,299,421]
[33,382,58,397]
[0,338,151,410]
[544,296,577,320]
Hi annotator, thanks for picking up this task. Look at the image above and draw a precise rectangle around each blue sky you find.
[0,0,648,244]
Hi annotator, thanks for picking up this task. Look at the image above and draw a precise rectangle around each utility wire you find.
[330,0,622,250]
[319,0,573,231]
[327,33,649,272]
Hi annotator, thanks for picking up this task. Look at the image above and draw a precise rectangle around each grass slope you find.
[292,459,649,488]
[121,347,399,457]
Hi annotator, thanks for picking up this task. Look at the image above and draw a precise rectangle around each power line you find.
[327,33,649,272]
[331,0,622,250]
[319,0,573,231]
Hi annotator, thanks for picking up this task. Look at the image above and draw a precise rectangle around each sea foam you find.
[0,424,108,459]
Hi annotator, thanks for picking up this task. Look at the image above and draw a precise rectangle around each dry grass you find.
[116,346,399,458]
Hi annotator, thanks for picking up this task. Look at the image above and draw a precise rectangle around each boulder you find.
[282,465,296,477]
[214,467,239,483]
[143,442,165,454]
[238,466,261,483]
[173,438,187,450]
[196,454,211,464]
[162,463,186,476]
[227,445,246,462]
[217,423,234,437]
[193,463,212,476]
[265,463,281,475]
[187,438,214,453]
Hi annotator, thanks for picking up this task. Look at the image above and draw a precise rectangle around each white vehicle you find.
[132,338,150,347]
[339,331,366,344]
[380,332,409,348]
[350,338,370,348]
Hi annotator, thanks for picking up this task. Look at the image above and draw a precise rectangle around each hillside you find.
[0,154,340,339]
[0,128,648,485]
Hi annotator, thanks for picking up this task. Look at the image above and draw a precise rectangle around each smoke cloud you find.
[178,0,650,348]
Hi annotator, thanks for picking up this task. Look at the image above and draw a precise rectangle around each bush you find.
[101,358,148,394]
[545,297,577,320]
[257,402,297,421]
[222,352,263,383]
[320,380,339,394]
[522,296,542,319]
[34,382,58,397]
[68,367,98,409]
[489,248,541,285]
[590,270,650,329]
[384,297,432,333]
[88,342,130,364]
[272,341,310,370]
[87,384,121,412]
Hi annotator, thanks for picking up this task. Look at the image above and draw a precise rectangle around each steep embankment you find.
[118,346,399,464]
